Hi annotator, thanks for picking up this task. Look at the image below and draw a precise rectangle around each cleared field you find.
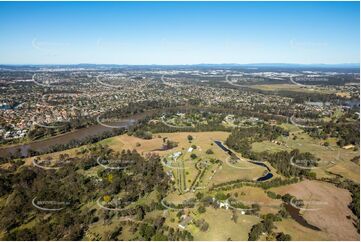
[195,162,220,190]
[23,131,277,188]
[189,207,260,241]
[211,163,266,185]
[274,218,329,241]
[270,180,359,241]
[120,131,268,192]
[23,135,125,166]
[146,132,231,192]
[23,131,227,165]
[224,186,282,215]
[336,92,352,98]
[251,84,335,94]
[164,192,196,204]
[112,131,230,157]
[211,141,278,185]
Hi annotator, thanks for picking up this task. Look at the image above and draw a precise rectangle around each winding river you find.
[214,140,274,181]
[0,106,288,159]
[0,118,139,158]
[213,141,321,230]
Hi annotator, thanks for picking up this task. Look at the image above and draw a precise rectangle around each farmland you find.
[0,63,359,241]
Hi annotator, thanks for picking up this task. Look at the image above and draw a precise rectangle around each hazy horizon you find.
[0,63,359,67]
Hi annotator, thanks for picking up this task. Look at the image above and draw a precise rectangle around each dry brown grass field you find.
[223,186,282,215]
[251,84,336,94]
[270,180,359,241]
[19,130,359,241]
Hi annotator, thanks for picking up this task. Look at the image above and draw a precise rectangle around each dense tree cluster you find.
[256,150,317,178]
[210,177,299,192]
[305,112,360,147]
[0,146,171,240]
[225,124,288,158]
[248,213,291,241]
[225,125,319,179]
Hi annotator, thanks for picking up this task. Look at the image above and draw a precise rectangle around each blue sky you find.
[0,1,359,65]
